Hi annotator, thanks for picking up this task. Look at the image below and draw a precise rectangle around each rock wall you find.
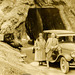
[63,0,75,32]
[49,0,75,31]
[56,0,75,31]
[0,0,34,35]
[0,0,75,40]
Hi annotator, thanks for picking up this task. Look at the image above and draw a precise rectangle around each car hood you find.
[59,43,75,51]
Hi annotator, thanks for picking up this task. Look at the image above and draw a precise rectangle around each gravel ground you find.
[0,42,75,75]
[21,45,75,75]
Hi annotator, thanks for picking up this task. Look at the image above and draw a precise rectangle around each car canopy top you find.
[43,30,75,37]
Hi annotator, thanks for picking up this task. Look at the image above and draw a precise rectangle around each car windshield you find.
[58,36,75,43]
[43,33,75,43]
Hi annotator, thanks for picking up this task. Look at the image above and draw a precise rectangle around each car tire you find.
[60,57,69,74]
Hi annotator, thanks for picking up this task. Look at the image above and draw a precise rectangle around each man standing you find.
[46,33,60,67]
[34,33,46,65]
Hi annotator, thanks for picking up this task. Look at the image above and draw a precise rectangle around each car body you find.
[43,30,75,74]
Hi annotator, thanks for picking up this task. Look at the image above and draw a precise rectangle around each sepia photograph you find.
[0,0,75,75]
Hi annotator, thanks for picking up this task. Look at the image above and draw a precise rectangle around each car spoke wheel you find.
[60,57,69,74]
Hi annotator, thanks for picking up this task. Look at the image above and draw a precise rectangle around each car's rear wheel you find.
[60,57,69,74]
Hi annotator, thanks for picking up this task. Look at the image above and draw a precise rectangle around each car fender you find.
[59,53,72,61]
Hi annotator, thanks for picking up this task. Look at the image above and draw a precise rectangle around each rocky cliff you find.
[0,0,75,40]
[0,0,34,39]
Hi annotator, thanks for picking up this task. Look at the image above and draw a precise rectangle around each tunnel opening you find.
[25,8,66,40]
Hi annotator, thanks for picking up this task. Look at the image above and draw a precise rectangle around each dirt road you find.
[1,42,75,75]
[21,47,75,75]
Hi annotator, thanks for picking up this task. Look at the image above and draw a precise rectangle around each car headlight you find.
[71,51,75,57]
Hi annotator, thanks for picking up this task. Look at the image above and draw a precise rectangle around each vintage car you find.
[43,30,75,74]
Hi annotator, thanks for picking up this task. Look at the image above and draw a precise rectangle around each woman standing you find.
[46,33,59,67]
[34,33,46,65]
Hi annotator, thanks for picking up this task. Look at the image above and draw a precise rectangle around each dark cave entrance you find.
[25,8,66,40]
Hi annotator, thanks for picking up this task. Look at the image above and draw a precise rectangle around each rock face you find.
[54,0,75,32]
[25,0,75,39]
[63,0,75,32]
[0,0,34,39]
[0,0,75,40]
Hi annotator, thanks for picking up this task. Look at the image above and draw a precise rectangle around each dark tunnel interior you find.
[25,8,66,40]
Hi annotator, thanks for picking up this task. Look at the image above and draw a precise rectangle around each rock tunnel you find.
[25,8,66,40]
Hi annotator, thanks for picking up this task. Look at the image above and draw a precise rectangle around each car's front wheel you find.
[60,57,69,74]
